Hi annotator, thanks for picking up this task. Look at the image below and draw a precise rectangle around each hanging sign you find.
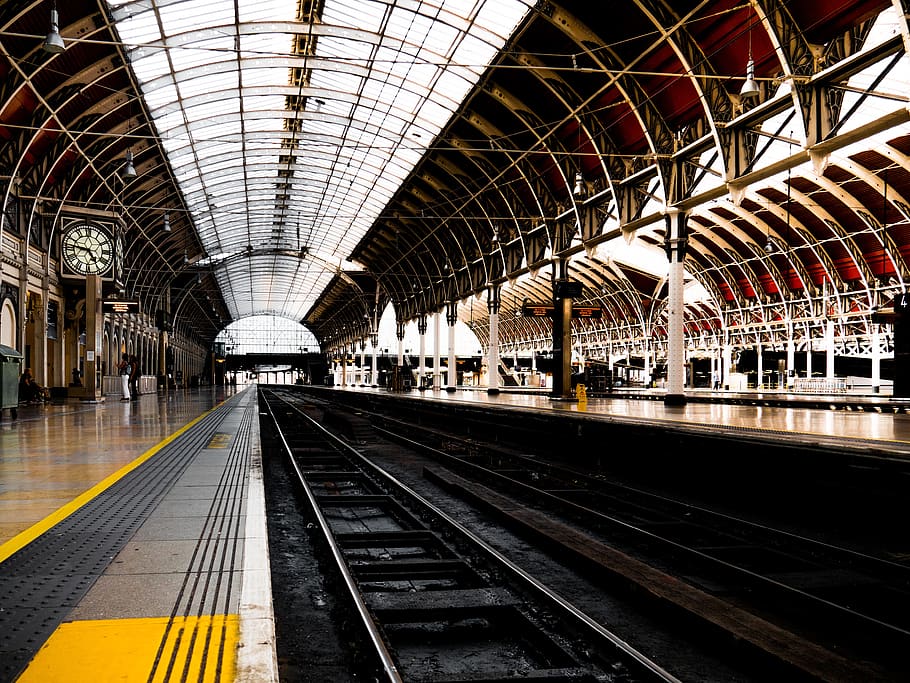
[102,298,140,314]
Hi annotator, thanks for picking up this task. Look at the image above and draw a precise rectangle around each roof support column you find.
[370,331,378,387]
[341,343,347,387]
[757,342,764,390]
[786,336,795,389]
[551,258,576,401]
[664,207,688,405]
[487,285,501,395]
[417,314,427,391]
[396,320,405,368]
[872,324,881,393]
[433,311,441,390]
[446,301,458,393]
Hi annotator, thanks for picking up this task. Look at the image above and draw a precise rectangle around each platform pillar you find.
[550,273,575,400]
[756,343,763,390]
[487,286,500,395]
[786,336,795,388]
[370,332,378,387]
[80,274,102,401]
[664,207,687,405]
[433,311,441,389]
[446,301,457,392]
[396,320,405,369]
[417,315,427,391]
[872,324,880,392]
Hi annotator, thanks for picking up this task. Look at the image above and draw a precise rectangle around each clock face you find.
[62,221,114,276]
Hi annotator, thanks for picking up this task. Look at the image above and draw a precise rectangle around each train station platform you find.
[2,379,907,682]
[326,382,910,458]
[0,385,277,683]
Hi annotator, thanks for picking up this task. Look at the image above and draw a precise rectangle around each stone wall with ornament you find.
[0,223,207,395]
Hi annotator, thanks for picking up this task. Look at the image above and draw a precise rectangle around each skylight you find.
[106,0,534,321]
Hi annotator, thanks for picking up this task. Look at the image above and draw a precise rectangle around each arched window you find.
[0,298,17,349]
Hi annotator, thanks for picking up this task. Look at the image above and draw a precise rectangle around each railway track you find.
[259,388,680,682]
[355,407,908,681]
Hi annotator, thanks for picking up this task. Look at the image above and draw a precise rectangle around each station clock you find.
[61,220,114,277]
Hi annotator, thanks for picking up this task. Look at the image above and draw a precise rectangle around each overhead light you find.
[764,237,775,254]
[43,4,65,54]
[740,58,759,100]
[163,211,171,232]
[123,149,137,179]
[573,171,585,198]
[183,249,188,265]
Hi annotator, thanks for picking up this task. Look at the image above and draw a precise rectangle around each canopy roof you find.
[1,1,908,351]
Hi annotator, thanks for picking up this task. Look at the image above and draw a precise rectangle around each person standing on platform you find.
[118,354,131,401]
[129,354,140,399]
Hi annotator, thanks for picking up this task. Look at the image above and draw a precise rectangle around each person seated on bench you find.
[19,368,46,404]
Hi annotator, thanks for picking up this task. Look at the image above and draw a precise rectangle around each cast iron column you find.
[664,207,688,405]
[487,285,501,394]
[370,332,379,387]
[433,311,441,389]
[417,314,427,391]
[446,301,458,392]
[551,259,576,400]
[396,320,405,367]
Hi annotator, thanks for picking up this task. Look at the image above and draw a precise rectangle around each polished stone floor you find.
[0,386,239,547]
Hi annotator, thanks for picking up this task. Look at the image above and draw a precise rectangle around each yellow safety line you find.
[0,405,220,564]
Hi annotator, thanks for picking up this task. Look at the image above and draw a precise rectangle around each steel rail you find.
[373,421,910,644]
[268,389,681,683]
[260,391,404,683]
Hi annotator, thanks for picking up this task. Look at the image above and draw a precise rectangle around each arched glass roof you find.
[217,315,320,354]
[106,0,534,321]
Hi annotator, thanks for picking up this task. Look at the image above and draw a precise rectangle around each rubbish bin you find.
[0,344,23,420]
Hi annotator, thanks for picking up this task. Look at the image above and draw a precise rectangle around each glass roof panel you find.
[108,0,534,321]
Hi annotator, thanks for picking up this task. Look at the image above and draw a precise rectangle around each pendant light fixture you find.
[573,171,585,198]
[123,101,138,179]
[740,58,759,100]
[43,2,65,54]
[740,16,759,100]
[122,149,137,179]
[163,211,171,233]
[573,120,586,199]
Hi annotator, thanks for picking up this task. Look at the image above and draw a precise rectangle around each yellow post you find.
[575,383,587,404]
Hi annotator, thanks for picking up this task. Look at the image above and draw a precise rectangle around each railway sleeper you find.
[366,586,518,617]
[379,604,599,683]
[350,558,475,583]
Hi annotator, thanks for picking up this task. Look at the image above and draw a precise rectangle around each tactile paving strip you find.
[0,395,241,683]
[146,399,253,681]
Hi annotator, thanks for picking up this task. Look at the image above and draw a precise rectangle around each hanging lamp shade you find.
[740,58,759,99]
[573,171,585,198]
[43,7,65,54]
[123,149,137,179]
[163,211,171,232]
